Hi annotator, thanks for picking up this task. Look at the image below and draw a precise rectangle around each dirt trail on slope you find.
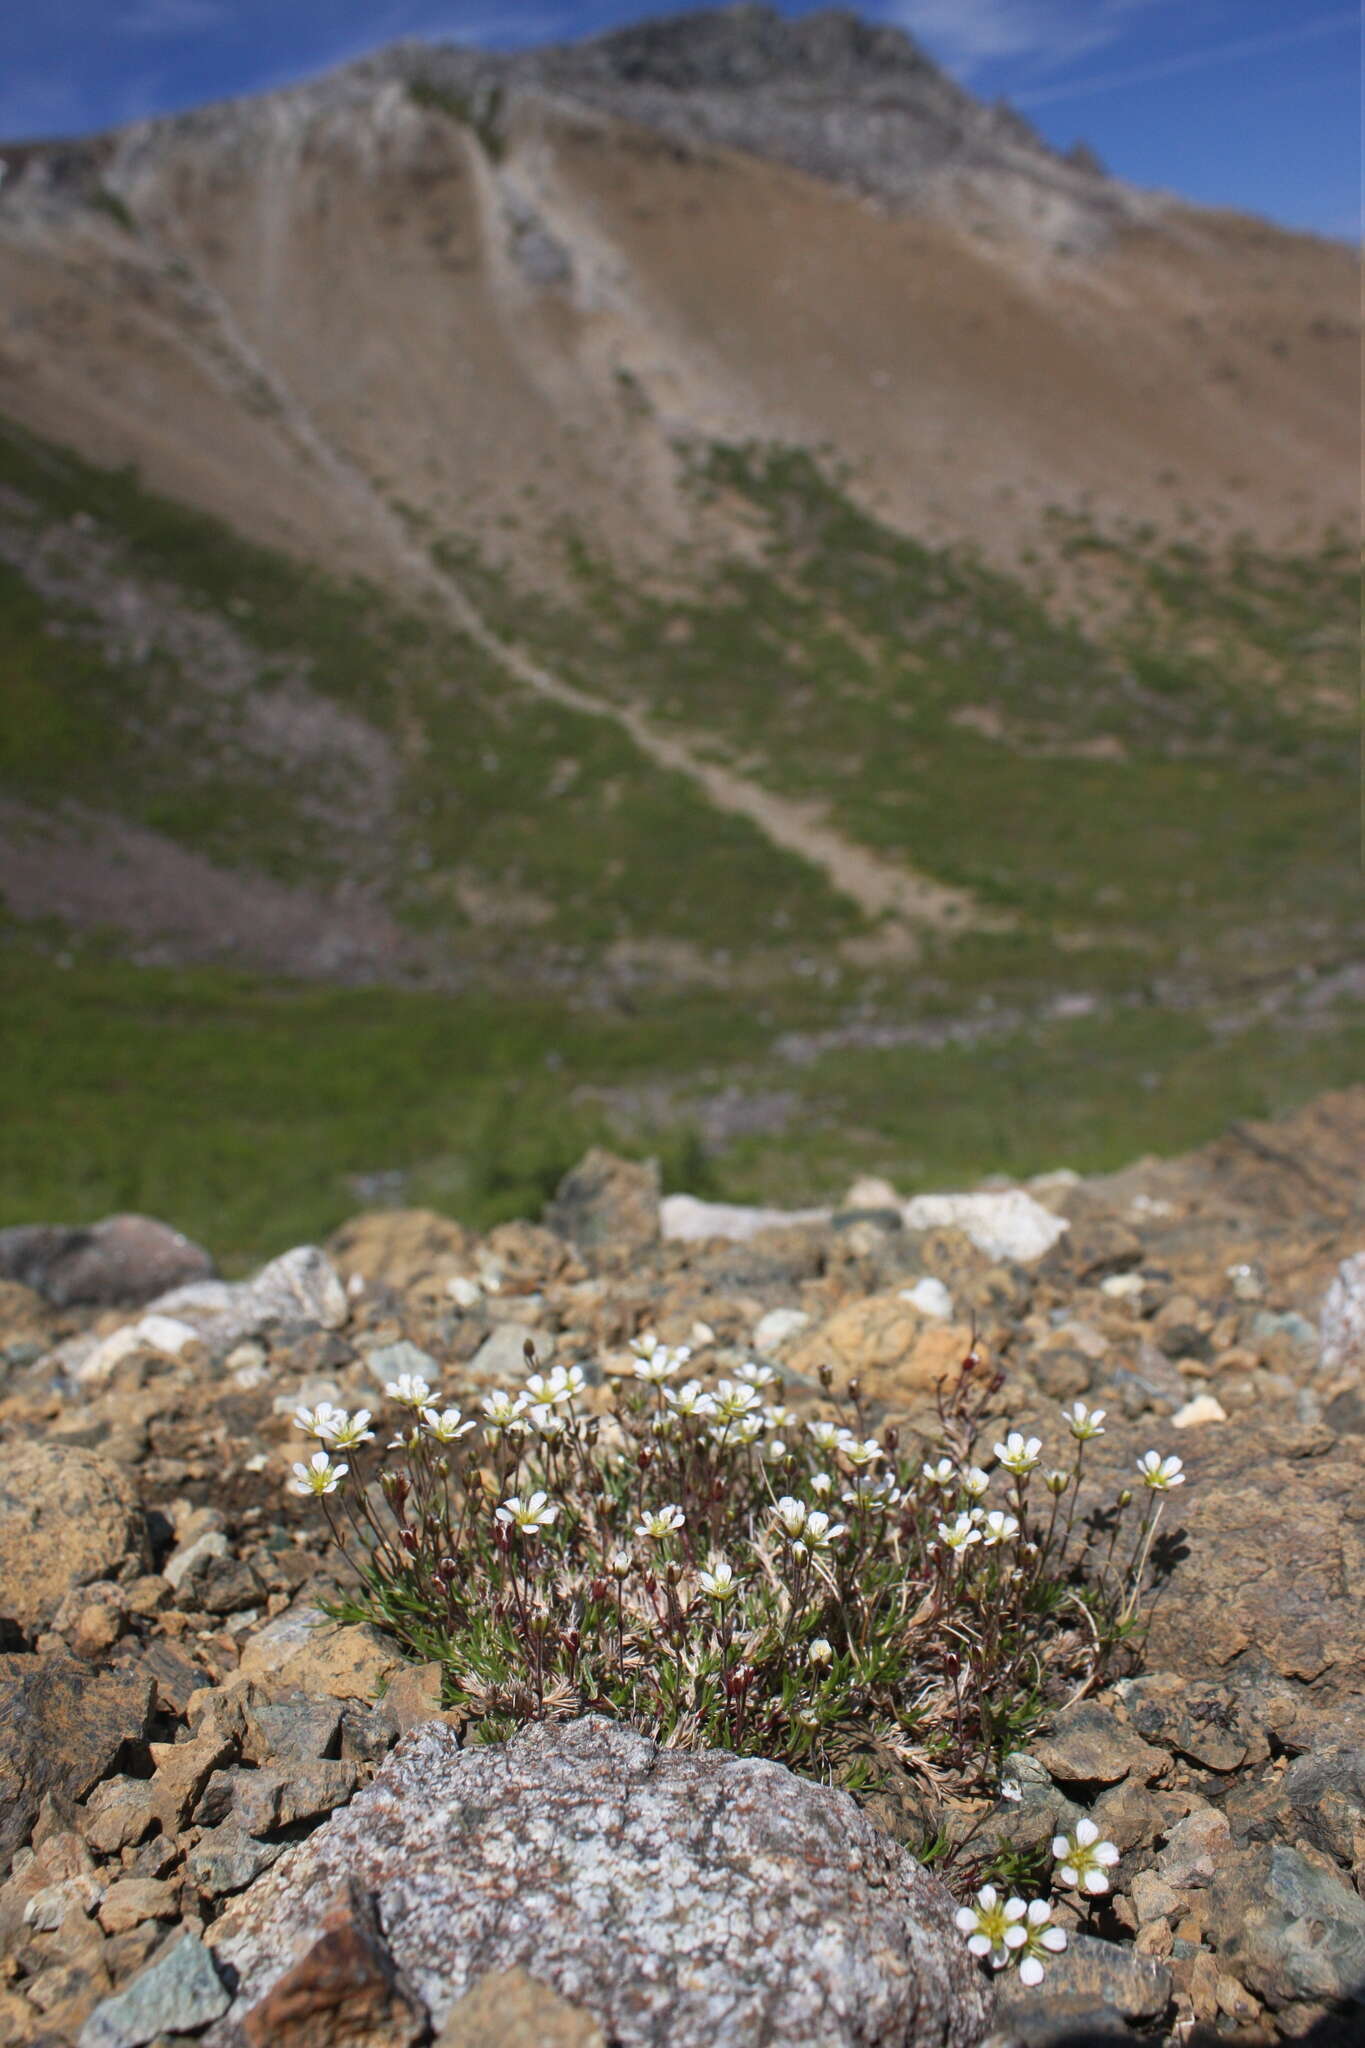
[147,233,977,954]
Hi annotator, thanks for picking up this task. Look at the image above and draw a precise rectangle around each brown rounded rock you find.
[327,1209,472,1296]
[0,1442,148,1632]
[0,1214,213,1307]
[788,1292,974,1405]
[544,1150,661,1255]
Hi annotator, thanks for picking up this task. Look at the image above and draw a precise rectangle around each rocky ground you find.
[0,1089,1361,2048]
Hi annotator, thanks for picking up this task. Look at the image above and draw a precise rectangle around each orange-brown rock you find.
[240,1882,425,2048]
[787,1293,974,1409]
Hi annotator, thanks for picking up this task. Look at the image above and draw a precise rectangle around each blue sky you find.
[0,1,1357,238]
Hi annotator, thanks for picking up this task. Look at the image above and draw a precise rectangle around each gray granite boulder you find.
[0,1214,212,1307]
[207,1716,993,2048]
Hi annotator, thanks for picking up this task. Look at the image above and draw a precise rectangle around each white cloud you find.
[884,0,1157,79]
[1011,7,1360,106]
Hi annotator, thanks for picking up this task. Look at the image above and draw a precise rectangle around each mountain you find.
[0,5,1353,583]
[0,6,1359,1255]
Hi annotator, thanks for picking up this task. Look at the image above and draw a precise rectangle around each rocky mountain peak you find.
[541,4,937,92]
[368,2,1091,218]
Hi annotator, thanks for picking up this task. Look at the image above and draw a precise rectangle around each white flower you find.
[922,1457,957,1488]
[386,1372,436,1410]
[630,1335,691,1376]
[762,1437,789,1462]
[633,1344,687,1385]
[496,1491,559,1534]
[295,1404,374,1450]
[772,1496,808,1538]
[764,1403,798,1433]
[837,1430,883,1469]
[798,1509,845,1552]
[842,1473,901,1511]
[292,1402,347,1440]
[736,1360,779,1389]
[953,1886,1029,1969]
[664,1379,717,1418]
[961,1465,991,1499]
[480,1388,527,1433]
[697,1559,738,1603]
[524,1368,579,1410]
[806,1420,841,1451]
[1043,1468,1070,1497]
[937,1512,982,1553]
[808,1637,834,1667]
[421,1405,476,1443]
[609,1549,632,1578]
[329,1409,375,1450]
[1137,1451,1185,1490]
[994,1432,1042,1475]
[635,1503,685,1541]
[999,1778,1023,1803]
[1052,1817,1121,1894]
[809,1471,834,1497]
[727,1414,765,1447]
[288,1450,348,1497]
[1017,1898,1068,1984]
[1062,1400,1105,1441]
[981,1510,1020,1547]
[711,1379,762,1423]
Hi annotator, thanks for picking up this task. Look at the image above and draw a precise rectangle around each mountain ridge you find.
[362,1,1128,242]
